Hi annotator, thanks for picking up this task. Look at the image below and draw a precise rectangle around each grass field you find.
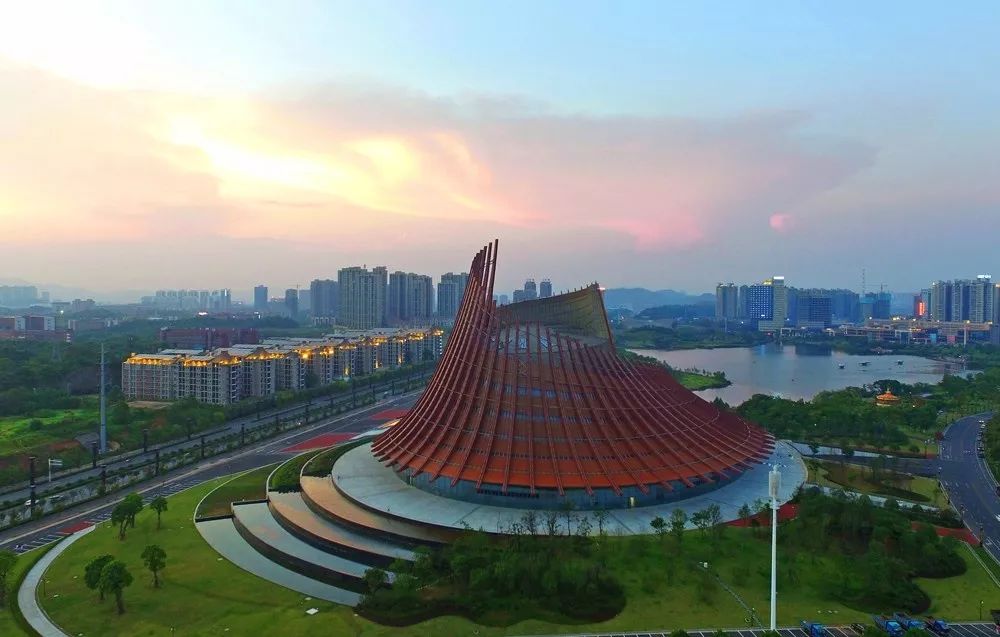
[194,464,277,519]
[36,474,1000,637]
[0,399,100,457]
[673,370,731,391]
[918,548,1000,620]
[806,459,947,507]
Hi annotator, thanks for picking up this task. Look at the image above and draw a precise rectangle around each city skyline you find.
[2,2,999,295]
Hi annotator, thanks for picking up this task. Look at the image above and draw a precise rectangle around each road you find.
[940,411,1000,560]
[1,371,430,507]
[0,391,419,554]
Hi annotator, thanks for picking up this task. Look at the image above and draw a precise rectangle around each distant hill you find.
[603,288,713,312]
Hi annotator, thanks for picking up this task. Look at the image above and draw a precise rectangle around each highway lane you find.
[0,371,430,507]
[940,411,1000,561]
[0,391,419,554]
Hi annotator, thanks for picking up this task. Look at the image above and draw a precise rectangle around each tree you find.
[544,510,560,536]
[650,516,667,541]
[84,554,115,600]
[141,544,166,588]
[669,509,688,549]
[111,503,129,540]
[691,508,712,537]
[363,567,388,594]
[149,496,168,530]
[706,504,724,543]
[738,502,753,529]
[520,510,539,536]
[99,560,133,615]
[120,492,144,529]
[593,506,609,536]
[560,499,576,535]
[0,550,17,605]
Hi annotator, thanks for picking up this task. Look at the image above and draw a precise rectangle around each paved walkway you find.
[333,441,807,535]
[18,525,94,637]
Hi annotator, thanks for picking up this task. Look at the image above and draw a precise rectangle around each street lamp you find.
[769,464,781,631]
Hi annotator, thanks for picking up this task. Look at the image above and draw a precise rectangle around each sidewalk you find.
[17,525,94,637]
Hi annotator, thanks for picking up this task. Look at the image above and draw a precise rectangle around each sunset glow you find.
[0,2,997,296]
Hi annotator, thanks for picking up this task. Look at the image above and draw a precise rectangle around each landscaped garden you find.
[806,458,948,508]
[26,463,1000,637]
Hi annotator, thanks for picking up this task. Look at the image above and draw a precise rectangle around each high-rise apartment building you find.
[309,279,339,318]
[338,266,388,329]
[539,279,553,298]
[715,283,739,320]
[388,272,434,324]
[929,280,953,321]
[523,279,538,301]
[284,288,299,317]
[254,285,268,312]
[437,272,469,319]
[970,275,994,323]
[929,277,994,322]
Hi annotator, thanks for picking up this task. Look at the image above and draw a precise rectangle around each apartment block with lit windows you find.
[122,328,445,405]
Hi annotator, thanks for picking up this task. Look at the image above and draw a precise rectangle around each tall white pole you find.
[99,343,107,454]
[769,464,781,630]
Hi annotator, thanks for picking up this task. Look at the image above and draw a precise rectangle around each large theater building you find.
[372,240,782,511]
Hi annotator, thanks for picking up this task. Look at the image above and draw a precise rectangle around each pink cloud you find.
[769,213,793,232]
[0,62,881,290]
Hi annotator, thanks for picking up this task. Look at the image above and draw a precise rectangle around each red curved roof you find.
[372,241,774,496]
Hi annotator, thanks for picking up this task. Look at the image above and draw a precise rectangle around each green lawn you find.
[918,548,1000,620]
[194,463,277,519]
[36,474,1000,637]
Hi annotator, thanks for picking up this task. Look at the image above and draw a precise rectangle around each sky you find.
[1,1,999,301]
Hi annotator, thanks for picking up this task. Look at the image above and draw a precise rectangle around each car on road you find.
[995,514,1000,523]
[851,623,867,635]
[980,419,987,424]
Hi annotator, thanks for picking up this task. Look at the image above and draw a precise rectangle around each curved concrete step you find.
[196,518,361,606]
[232,502,380,592]
[269,491,415,568]
[300,475,459,546]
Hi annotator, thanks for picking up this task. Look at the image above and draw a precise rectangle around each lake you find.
[633,343,968,405]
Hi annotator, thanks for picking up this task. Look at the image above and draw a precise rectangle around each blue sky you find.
[0,1,998,297]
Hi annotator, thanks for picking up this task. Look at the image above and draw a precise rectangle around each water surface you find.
[633,343,967,405]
